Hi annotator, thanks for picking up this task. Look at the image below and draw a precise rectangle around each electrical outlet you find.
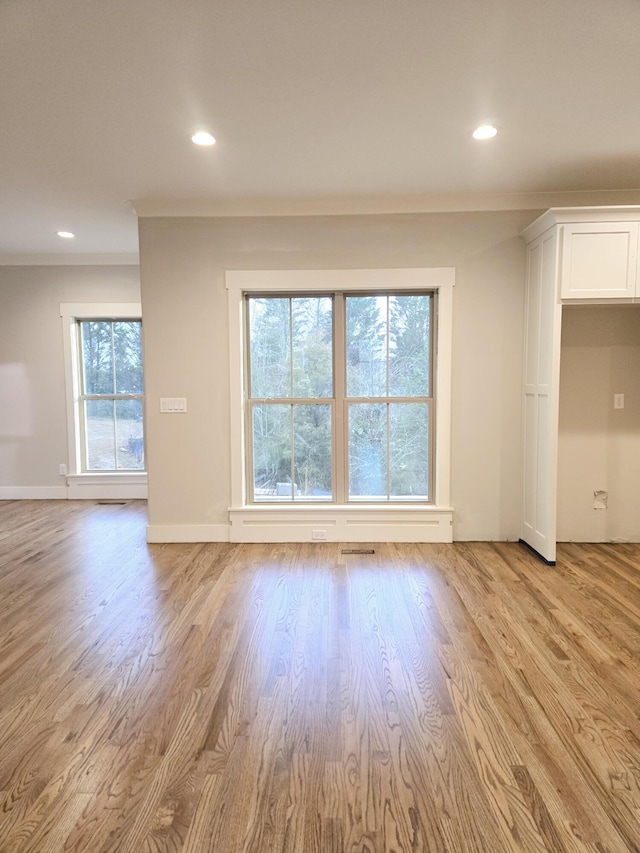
[311,529,327,541]
[614,393,624,410]
[59,463,67,476]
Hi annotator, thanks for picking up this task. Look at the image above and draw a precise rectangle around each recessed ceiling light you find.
[191,131,216,146]
[56,231,75,239]
[472,124,498,140]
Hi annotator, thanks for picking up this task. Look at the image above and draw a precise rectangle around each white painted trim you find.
[60,302,142,319]
[0,486,67,500]
[229,506,453,543]
[66,473,147,484]
[66,483,147,499]
[228,286,246,508]
[0,481,147,501]
[146,510,455,544]
[61,312,82,474]
[226,268,454,525]
[0,254,138,266]
[520,227,563,563]
[520,206,640,243]
[434,283,452,508]
[66,473,147,500]
[226,268,454,292]
[146,524,230,543]
[131,189,640,219]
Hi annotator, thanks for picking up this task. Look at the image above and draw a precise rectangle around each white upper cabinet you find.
[560,221,639,300]
[521,207,640,304]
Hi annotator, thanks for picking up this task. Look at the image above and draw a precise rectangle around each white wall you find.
[558,305,640,542]
[139,210,533,541]
[0,265,140,496]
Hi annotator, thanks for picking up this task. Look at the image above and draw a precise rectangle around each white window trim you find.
[226,269,454,543]
[60,302,147,499]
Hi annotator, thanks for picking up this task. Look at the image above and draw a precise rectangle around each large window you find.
[76,319,145,471]
[246,292,433,503]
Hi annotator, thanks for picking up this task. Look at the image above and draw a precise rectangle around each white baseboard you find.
[66,483,148,500]
[66,473,147,500]
[557,536,640,544]
[146,524,231,543]
[228,505,454,544]
[146,516,454,544]
[0,486,67,500]
[0,479,147,501]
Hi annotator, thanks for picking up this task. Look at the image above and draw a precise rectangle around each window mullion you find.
[385,295,390,397]
[386,403,390,500]
[334,294,346,503]
[76,323,88,471]
[289,404,295,501]
[80,397,88,472]
[110,323,117,395]
[429,291,436,503]
[109,324,118,470]
[288,298,294,399]
[385,297,390,500]
[244,301,254,502]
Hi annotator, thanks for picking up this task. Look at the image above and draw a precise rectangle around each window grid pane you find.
[388,294,431,397]
[85,399,116,471]
[293,404,332,500]
[348,403,387,498]
[292,297,333,398]
[249,298,291,398]
[82,321,114,395]
[346,295,387,398]
[115,399,145,470]
[389,402,429,499]
[252,404,292,500]
[114,322,144,394]
[251,402,333,501]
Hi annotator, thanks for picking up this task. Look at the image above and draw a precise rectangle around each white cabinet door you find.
[560,222,639,300]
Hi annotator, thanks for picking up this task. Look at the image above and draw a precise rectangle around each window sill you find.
[228,504,453,543]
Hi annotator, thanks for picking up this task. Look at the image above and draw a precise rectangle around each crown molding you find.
[0,253,139,266]
[131,189,640,218]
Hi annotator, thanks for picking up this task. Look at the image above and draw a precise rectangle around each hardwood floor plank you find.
[180,771,221,852]
[2,501,640,851]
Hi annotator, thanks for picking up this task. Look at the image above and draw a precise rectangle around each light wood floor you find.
[1,501,640,852]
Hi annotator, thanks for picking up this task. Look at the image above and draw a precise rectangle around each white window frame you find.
[226,270,454,543]
[60,303,147,499]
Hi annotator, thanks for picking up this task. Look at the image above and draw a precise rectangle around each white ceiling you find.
[2,0,640,261]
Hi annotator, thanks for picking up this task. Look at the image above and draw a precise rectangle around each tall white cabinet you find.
[520,206,640,563]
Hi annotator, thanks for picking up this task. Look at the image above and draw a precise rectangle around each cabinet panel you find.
[521,225,561,563]
[525,242,542,386]
[560,222,638,300]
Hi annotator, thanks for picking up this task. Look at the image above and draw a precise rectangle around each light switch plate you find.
[160,397,188,413]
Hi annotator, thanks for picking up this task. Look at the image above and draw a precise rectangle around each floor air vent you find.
[341,549,375,555]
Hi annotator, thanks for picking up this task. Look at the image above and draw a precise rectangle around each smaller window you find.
[77,319,145,471]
